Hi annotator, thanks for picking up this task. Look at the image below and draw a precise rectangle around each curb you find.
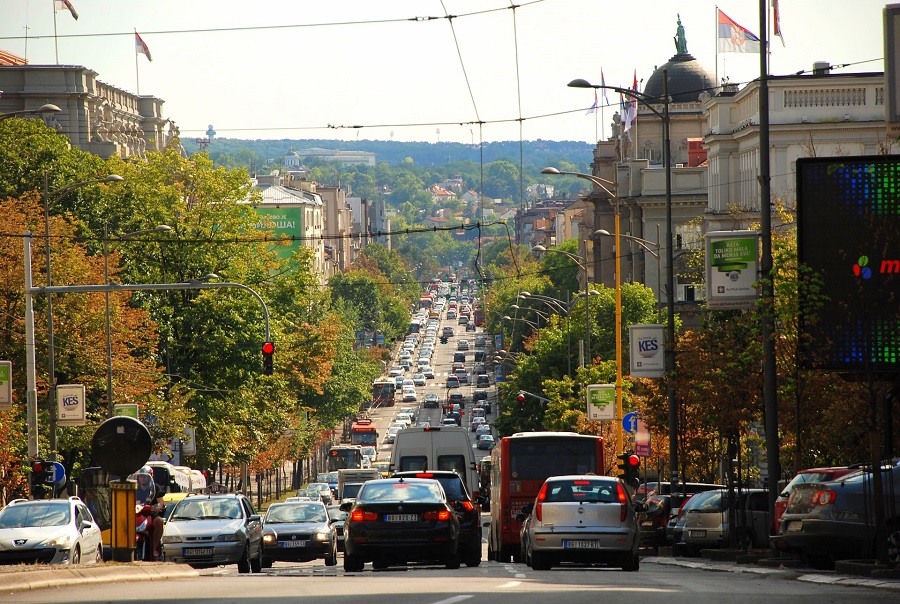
[0,562,199,594]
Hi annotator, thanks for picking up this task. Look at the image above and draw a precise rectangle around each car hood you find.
[263,521,329,534]
[0,526,69,547]
[165,518,245,537]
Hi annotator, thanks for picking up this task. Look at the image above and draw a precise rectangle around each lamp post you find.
[563,72,674,478]
[594,229,662,302]
[517,290,599,372]
[0,104,61,121]
[103,225,172,417]
[43,172,124,456]
[531,245,592,367]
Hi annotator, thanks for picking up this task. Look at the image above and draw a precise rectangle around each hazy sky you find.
[0,0,888,144]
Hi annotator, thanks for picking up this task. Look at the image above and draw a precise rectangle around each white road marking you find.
[497,581,522,588]
[430,597,473,604]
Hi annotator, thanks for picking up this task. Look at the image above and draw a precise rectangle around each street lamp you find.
[103,225,172,417]
[594,229,662,303]
[564,72,675,480]
[531,245,592,366]
[0,104,61,121]
[43,172,124,456]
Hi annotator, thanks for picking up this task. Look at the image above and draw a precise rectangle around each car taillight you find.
[460,500,475,512]
[350,510,378,522]
[424,510,452,521]
[617,482,628,522]
[811,489,836,506]
[535,482,548,521]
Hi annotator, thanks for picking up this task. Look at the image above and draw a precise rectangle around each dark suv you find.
[392,470,482,567]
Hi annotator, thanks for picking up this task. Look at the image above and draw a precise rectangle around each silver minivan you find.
[680,488,769,552]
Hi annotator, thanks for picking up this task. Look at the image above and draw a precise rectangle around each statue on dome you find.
[675,14,688,55]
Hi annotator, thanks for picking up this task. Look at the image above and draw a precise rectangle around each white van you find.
[390,426,480,497]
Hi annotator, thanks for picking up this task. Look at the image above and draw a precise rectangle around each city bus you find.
[327,445,363,472]
[473,305,485,327]
[349,418,378,447]
[487,432,605,563]
[371,379,396,408]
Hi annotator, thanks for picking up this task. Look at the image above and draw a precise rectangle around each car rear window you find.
[359,481,444,503]
[543,480,618,503]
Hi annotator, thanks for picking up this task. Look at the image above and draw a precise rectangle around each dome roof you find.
[644,53,716,103]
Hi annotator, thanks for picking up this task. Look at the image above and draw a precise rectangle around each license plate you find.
[641,521,654,527]
[564,540,601,549]
[386,514,418,522]
[280,540,308,548]
[689,530,707,538]
[786,521,802,533]
[183,547,214,556]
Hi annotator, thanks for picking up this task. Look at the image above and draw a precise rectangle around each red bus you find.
[328,445,363,472]
[349,418,378,446]
[487,432,605,562]
[473,306,484,327]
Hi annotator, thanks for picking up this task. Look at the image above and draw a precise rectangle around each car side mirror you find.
[340,501,354,512]
[249,514,262,523]
[80,520,93,532]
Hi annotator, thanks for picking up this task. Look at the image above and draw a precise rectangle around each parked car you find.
[780,463,900,568]
[162,493,264,572]
[392,470,482,567]
[0,497,103,565]
[519,475,641,571]
[671,492,710,556]
[770,465,858,549]
[341,478,461,571]
[637,493,693,547]
[680,489,769,553]
[261,500,337,567]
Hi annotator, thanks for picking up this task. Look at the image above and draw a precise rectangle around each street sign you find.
[47,461,66,485]
[0,361,11,411]
[623,412,638,434]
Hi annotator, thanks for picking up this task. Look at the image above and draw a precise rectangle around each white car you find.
[388,366,404,377]
[395,413,414,427]
[0,497,103,565]
[385,426,402,444]
[412,373,426,387]
[422,366,435,379]
[401,387,417,403]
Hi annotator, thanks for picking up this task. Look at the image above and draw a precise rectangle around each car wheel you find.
[325,543,338,567]
[530,550,550,571]
[885,522,900,565]
[344,554,364,572]
[70,545,81,565]
[444,553,461,569]
[94,545,103,565]
[262,556,273,569]
[237,546,251,574]
[250,545,263,573]
[372,558,389,570]
[465,544,482,567]
[621,552,640,572]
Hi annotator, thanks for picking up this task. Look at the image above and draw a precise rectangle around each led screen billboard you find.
[797,155,900,372]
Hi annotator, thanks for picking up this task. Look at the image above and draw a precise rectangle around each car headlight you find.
[44,533,74,548]
[216,533,241,542]
[161,535,182,544]
[263,533,277,544]
[314,532,329,542]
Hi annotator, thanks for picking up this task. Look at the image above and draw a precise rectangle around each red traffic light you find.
[32,461,44,473]
[517,392,525,402]
[262,341,275,355]
[626,454,640,468]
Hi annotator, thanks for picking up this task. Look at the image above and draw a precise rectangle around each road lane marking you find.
[430,597,473,604]
[497,581,522,588]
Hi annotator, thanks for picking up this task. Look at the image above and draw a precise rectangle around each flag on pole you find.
[54,0,79,20]
[619,92,630,141]
[772,0,785,46]
[600,69,610,106]
[623,71,638,135]
[135,32,152,61]
[586,89,599,115]
[717,9,761,53]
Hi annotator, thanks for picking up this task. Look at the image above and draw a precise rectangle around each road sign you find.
[47,461,66,485]
[623,412,638,434]
[0,361,11,411]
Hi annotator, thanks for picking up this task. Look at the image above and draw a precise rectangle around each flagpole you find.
[53,1,59,64]
[715,5,719,92]
[135,30,140,95]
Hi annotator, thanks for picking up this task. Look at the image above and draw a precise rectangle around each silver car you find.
[680,488,769,552]
[162,493,264,572]
[521,475,641,571]
[0,497,103,565]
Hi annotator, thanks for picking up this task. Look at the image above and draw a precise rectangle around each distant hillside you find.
[181,138,594,171]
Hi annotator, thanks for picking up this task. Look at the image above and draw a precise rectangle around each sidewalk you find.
[642,551,900,593]
[0,561,198,594]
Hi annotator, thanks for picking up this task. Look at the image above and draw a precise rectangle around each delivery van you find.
[390,426,479,497]
[337,468,382,500]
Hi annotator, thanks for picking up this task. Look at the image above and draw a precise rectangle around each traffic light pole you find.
[23,233,271,456]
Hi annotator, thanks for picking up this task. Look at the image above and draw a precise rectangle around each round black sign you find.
[91,416,153,477]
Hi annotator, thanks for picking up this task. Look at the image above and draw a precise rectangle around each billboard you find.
[254,206,305,261]
[629,324,665,378]
[704,230,759,309]
[797,155,900,372]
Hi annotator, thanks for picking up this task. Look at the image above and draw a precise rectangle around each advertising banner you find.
[586,384,615,421]
[57,384,86,426]
[114,404,139,419]
[0,361,11,411]
[629,324,664,377]
[705,230,759,309]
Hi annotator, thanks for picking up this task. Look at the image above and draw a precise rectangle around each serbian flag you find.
[717,9,760,53]
[623,71,638,135]
[135,32,152,61]
[586,89,598,115]
[773,0,785,46]
[54,0,79,20]
[600,69,610,106]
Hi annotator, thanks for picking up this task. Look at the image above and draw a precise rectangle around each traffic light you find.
[30,459,47,498]
[440,336,448,344]
[516,391,526,410]
[616,452,641,487]
[261,341,274,375]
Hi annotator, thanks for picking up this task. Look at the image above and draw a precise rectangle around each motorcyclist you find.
[132,466,165,559]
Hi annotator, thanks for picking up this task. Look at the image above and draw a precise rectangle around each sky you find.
[0,0,889,144]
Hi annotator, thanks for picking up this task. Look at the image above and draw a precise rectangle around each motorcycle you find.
[135,503,155,561]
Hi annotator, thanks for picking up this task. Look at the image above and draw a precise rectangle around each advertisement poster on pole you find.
[586,384,615,421]
[705,230,759,309]
[635,417,651,457]
[629,324,664,377]
[114,404,139,419]
[0,361,11,411]
[57,384,86,426]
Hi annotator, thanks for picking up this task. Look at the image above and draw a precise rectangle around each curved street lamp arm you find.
[593,229,659,258]
[568,79,666,121]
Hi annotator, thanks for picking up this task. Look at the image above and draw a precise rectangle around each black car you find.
[326,504,348,552]
[342,478,460,571]
[473,389,488,402]
[392,471,482,567]
[465,322,476,332]
[261,501,338,567]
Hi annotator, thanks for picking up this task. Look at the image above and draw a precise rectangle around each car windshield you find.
[172,498,242,520]
[265,503,326,523]
[689,490,727,511]
[0,502,70,528]
[359,480,445,503]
